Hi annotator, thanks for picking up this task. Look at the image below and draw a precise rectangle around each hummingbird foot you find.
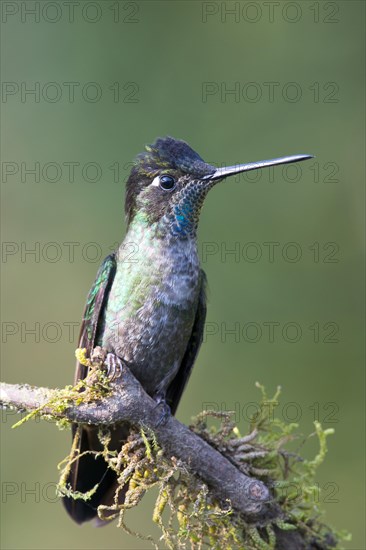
[104,353,124,381]
[153,395,171,427]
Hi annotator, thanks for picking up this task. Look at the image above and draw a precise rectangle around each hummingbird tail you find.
[62,424,129,524]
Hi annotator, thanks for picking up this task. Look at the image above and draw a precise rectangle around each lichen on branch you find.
[0,349,349,549]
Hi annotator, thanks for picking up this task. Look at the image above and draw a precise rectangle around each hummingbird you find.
[63,137,312,524]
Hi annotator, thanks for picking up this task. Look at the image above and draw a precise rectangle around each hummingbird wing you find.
[74,253,117,382]
[166,270,207,415]
[63,253,124,524]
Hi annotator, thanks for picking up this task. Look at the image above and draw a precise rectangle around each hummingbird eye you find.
[159,174,176,191]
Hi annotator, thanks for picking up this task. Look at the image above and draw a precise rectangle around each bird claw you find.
[104,353,124,381]
[154,396,171,427]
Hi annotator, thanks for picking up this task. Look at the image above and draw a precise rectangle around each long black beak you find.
[203,154,314,181]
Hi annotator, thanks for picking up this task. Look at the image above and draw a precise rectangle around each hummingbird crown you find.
[136,137,212,176]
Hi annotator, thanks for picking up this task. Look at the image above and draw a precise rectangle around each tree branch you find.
[0,362,337,549]
[0,366,270,518]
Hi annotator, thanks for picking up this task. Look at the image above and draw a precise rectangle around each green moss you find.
[59,382,348,549]
[12,348,112,430]
[9,349,347,549]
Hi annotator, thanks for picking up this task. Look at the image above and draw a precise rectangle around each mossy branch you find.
[0,365,270,517]
[0,351,345,549]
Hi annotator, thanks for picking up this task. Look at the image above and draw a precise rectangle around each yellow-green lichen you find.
[58,381,348,549]
[8,349,347,549]
[12,348,112,430]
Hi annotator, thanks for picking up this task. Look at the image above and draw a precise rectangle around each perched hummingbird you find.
[63,137,312,524]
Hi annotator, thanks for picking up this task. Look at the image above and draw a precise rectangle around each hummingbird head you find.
[125,137,216,236]
[126,136,313,238]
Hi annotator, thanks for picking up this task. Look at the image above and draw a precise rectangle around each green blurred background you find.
[1,1,364,548]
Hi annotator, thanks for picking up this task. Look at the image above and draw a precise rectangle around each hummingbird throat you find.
[167,179,214,238]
